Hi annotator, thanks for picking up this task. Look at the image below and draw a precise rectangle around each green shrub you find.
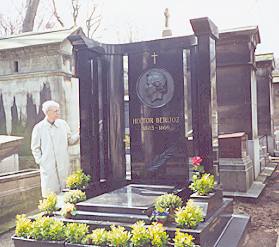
[65,223,89,244]
[64,190,86,204]
[148,222,169,247]
[154,194,182,212]
[107,225,131,247]
[15,214,32,239]
[30,216,65,241]
[86,228,108,246]
[175,200,203,229]
[130,221,151,247]
[66,169,91,190]
[189,173,215,196]
[173,229,195,247]
[38,192,58,215]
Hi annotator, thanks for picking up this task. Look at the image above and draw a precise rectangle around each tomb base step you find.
[223,181,265,200]
[214,214,250,247]
[76,183,179,216]
[166,198,233,246]
[55,199,242,247]
[77,204,149,215]
[72,210,151,224]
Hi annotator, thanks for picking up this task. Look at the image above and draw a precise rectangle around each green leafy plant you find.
[154,194,182,212]
[65,223,89,244]
[64,190,86,204]
[15,214,32,239]
[107,225,131,247]
[66,169,91,190]
[86,228,109,246]
[30,216,65,241]
[60,203,77,218]
[175,200,203,229]
[148,222,169,247]
[173,229,195,247]
[130,221,151,247]
[38,192,58,215]
[189,173,215,196]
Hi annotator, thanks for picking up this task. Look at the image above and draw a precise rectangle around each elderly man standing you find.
[31,100,79,197]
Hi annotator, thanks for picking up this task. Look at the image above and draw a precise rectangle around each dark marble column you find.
[74,43,101,182]
[102,44,126,183]
[190,17,219,175]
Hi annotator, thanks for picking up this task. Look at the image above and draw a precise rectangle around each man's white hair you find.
[42,100,60,115]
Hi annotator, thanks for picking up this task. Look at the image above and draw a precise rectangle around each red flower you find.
[192,156,202,166]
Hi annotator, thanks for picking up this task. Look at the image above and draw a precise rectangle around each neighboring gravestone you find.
[216,27,261,178]
[256,53,275,161]
[219,132,254,192]
[0,135,23,174]
[273,72,279,155]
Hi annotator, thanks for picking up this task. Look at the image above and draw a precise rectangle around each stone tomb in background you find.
[0,135,23,174]
[256,53,275,162]
[219,132,255,194]
[0,135,41,234]
[216,27,263,186]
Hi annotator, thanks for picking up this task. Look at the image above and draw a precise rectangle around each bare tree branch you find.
[0,14,22,36]
[85,1,101,38]
[0,0,102,37]
[22,0,40,32]
[51,0,64,27]
[71,0,80,26]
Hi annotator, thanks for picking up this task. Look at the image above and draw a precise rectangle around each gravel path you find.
[0,230,14,247]
[236,163,279,247]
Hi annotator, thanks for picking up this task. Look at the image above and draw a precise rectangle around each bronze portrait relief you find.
[136,68,174,108]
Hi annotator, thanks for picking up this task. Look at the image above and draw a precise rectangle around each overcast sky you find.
[1,0,279,56]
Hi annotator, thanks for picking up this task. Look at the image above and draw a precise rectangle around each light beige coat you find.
[31,118,79,197]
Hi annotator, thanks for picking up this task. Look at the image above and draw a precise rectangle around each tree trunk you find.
[22,0,40,32]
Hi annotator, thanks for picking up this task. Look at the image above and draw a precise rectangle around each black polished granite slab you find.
[190,187,223,220]
[128,42,188,184]
[59,198,245,247]
[165,198,234,246]
[77,184,175,214]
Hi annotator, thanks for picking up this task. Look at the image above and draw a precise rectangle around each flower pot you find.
[190,187,223,219]
[63,212,74,219]
[168,208,176,222]
[156,216,168,225]
[12,236,64,247]
[65,243,100,247]
[65,244,132,247]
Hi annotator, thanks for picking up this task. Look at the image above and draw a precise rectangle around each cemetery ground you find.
[0,161,279,247]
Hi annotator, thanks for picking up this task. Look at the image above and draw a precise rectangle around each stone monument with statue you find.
[64,16,250,246]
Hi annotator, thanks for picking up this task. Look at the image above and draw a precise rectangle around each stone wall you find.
[0,169,41,234]
[0,39,80,169]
